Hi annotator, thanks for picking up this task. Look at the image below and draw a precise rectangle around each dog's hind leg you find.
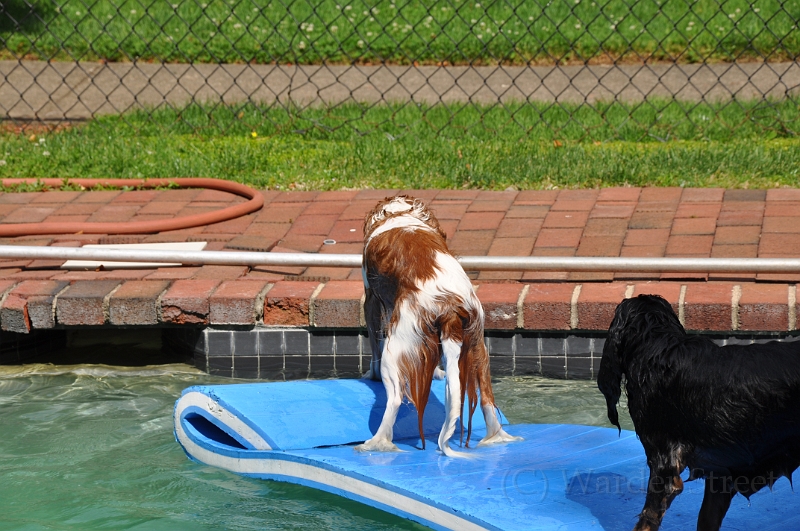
[473,341,522,447]
[696,476,735,531]
[634,464,685,531]
[355,338,404,453]
[478,408,522,446]
[437,338,470,458]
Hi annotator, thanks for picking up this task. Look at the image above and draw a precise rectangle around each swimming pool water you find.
[0,364,634,531]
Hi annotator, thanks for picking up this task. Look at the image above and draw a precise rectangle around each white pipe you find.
[1,245,800,273]
[0,245,359,267]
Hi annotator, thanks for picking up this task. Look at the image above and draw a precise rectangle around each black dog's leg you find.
[696,475,735,531]
[634,466,684,531]
[363,287,385,381]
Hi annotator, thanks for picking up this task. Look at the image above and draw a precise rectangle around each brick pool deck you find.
[0,185,798,378]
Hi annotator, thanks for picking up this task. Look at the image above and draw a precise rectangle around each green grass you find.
[3,0,798,64]
[1,100,799,190]
[73,97,800,142]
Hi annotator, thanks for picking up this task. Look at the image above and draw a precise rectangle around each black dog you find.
[598,294,800,531]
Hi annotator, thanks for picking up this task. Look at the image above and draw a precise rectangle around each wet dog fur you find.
[598,294,800,531]
[356,195,521,457]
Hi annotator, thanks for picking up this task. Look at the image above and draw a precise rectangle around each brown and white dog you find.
[356,195,521,457]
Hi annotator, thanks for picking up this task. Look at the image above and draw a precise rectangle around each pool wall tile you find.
[567,356,592,380]
[207,330,232,357]
[233,330,257,356]
[232,356,259,379]
[515,335,540,357]
[335,332,360,356]
[486,333,515,356]
[284,330,310,355]
[310,331,334,355]
[335,355,361,375]
[541,356,567,379]
[566,336,593,357]
[310,355,335,376]
[489,356,513,374]
[259,356,284,378]
[513,356,541,375]
[258,330,283,355]
[284,355,310,379]
[208,356,233,378]
[75,327,800,382]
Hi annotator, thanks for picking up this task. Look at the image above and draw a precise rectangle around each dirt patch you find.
[0,121,77,135]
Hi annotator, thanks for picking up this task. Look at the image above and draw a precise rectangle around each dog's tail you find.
[439,304,521,452]
[460,316,522,447]
[435,306,480,447]
[398,322,441,450]
[457,309,494,447]
[459,333,484,447]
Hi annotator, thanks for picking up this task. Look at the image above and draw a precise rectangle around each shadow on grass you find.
[0,0,51,33]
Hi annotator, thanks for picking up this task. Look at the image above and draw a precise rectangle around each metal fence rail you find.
[1,0,799,139]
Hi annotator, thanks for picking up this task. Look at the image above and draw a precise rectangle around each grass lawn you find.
[1,100,798,190]
[4,1,797,193]
[3,0,798,64]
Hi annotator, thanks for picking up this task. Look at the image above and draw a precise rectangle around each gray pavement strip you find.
[1,60,799,121]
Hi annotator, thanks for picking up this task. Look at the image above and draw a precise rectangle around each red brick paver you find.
[160,279,221,325]
[523,283,576,330]
[0,186,796,335]
[56,280,121,326]
[313,280,363,328]
[209,280,271,325]
[738,283,790,332]
[477,283,525,330]
[576,283,629,331]
[0,280,66,331]
[683,283,736,331]
[109,280,171,325]
[263,281,320,326]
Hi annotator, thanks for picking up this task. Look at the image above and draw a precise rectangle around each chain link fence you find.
[1,0,799,140]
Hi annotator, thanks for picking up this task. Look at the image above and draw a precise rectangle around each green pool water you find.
[0,363,634,531]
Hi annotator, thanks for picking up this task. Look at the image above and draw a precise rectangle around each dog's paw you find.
[360,368,374,380]
[354,437,402,453]
[439,442,474,459]
[433,367,445,380]
[477,429,523,447]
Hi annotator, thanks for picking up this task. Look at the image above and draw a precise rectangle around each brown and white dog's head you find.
[363,195,446,244]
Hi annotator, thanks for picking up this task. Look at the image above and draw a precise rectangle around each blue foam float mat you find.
[174,379,799,531]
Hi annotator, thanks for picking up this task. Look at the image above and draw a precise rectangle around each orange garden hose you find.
[0,178,264,236]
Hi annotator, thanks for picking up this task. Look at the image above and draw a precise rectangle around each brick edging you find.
[0,278,797,334]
